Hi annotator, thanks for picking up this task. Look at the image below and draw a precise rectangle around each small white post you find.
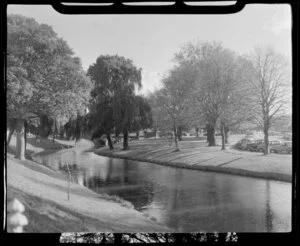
[7,198,28,233]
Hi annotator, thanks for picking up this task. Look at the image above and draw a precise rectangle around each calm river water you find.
[33,149,291,232]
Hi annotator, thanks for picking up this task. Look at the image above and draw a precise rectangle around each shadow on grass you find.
[7,186,106,232]
[180,136,207,141]
[27,137,73,150]
[7,137,74,159]
[6,146,35,160]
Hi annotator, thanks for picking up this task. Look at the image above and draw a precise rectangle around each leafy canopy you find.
[87,55,143,136]
[7,14,92,126]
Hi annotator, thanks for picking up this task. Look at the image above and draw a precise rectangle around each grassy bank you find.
[7,155,169,232]
[94,137,292,183]
[7,136,168,232]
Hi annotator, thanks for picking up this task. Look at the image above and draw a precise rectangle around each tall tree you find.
[191,42,238,146]
[153,88,180,151]
[175,41,252,148]
[87,55,142,150]
[247,47,291,154]
[152,63,195,151]
[7,15,92,159]
[217,56,256,150]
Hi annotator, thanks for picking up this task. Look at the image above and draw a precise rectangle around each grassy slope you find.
[94,136,292,182]
[6,136,168,232]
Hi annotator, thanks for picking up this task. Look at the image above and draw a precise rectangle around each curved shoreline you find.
[7,137,170,232]
[95,151,292,183]
[7,153,169,232]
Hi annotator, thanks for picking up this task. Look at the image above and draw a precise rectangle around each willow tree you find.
[87,55,142,150]
[7,15,91,160]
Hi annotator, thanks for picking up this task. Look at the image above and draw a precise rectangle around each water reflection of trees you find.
[265,181,273,232]
[73,158,155,210]
[40,152,287,232]
[51,155,155,209]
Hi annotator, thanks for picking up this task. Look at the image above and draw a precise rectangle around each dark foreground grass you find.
[7,187,113,232]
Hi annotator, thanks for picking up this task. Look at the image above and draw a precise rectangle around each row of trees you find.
[7,14,153,159]
[149,41,291,154]
[7,15,291,159]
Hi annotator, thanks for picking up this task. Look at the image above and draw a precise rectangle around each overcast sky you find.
[7,4,291,95]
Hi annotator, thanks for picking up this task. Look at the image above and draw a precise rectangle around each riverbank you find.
[94,137,292,183]
[7,136,168,232]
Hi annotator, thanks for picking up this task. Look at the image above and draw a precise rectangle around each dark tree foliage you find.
[131,95,153,135]
[38,114,53,138]
[63,114,89,143]
[87,55,143,150]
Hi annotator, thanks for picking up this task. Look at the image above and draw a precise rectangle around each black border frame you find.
[1,0,299,245]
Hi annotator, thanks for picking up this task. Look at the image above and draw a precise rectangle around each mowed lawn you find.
[95,135,292,182]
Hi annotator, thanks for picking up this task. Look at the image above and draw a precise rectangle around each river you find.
[32,148,291,232]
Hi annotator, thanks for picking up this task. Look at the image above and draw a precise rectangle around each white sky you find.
[7,4,292,96]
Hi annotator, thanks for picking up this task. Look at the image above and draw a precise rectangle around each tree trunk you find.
[15,119,25,160]
[225,126,229,144]
[38,124,44,139]
[106,133,114,150]
[207,123,216,146]
[136,131,140,139]
[177,126,183,141]
[206,123,209,143]
[155,119,158,139]
[7,127,15,146]
[195,127,199,138]
[52,119,56,142]
[264,128,269,155]
[173,124,180,151]
[123,130,129,150]
[24,121,28,151]
[221,122,226,150]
